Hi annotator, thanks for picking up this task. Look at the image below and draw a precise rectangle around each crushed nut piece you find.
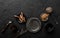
[14,12,26,23]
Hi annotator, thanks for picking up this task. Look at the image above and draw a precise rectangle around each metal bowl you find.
[44,23,55,32]
[26,17,41,33]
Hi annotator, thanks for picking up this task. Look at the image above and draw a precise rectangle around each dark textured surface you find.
[0,0,60,38]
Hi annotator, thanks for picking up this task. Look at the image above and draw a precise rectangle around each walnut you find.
[40,13,49,21]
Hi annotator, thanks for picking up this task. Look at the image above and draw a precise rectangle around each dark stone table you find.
[0,0,60,38]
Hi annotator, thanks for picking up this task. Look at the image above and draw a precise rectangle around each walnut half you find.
[40,13,49,21]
